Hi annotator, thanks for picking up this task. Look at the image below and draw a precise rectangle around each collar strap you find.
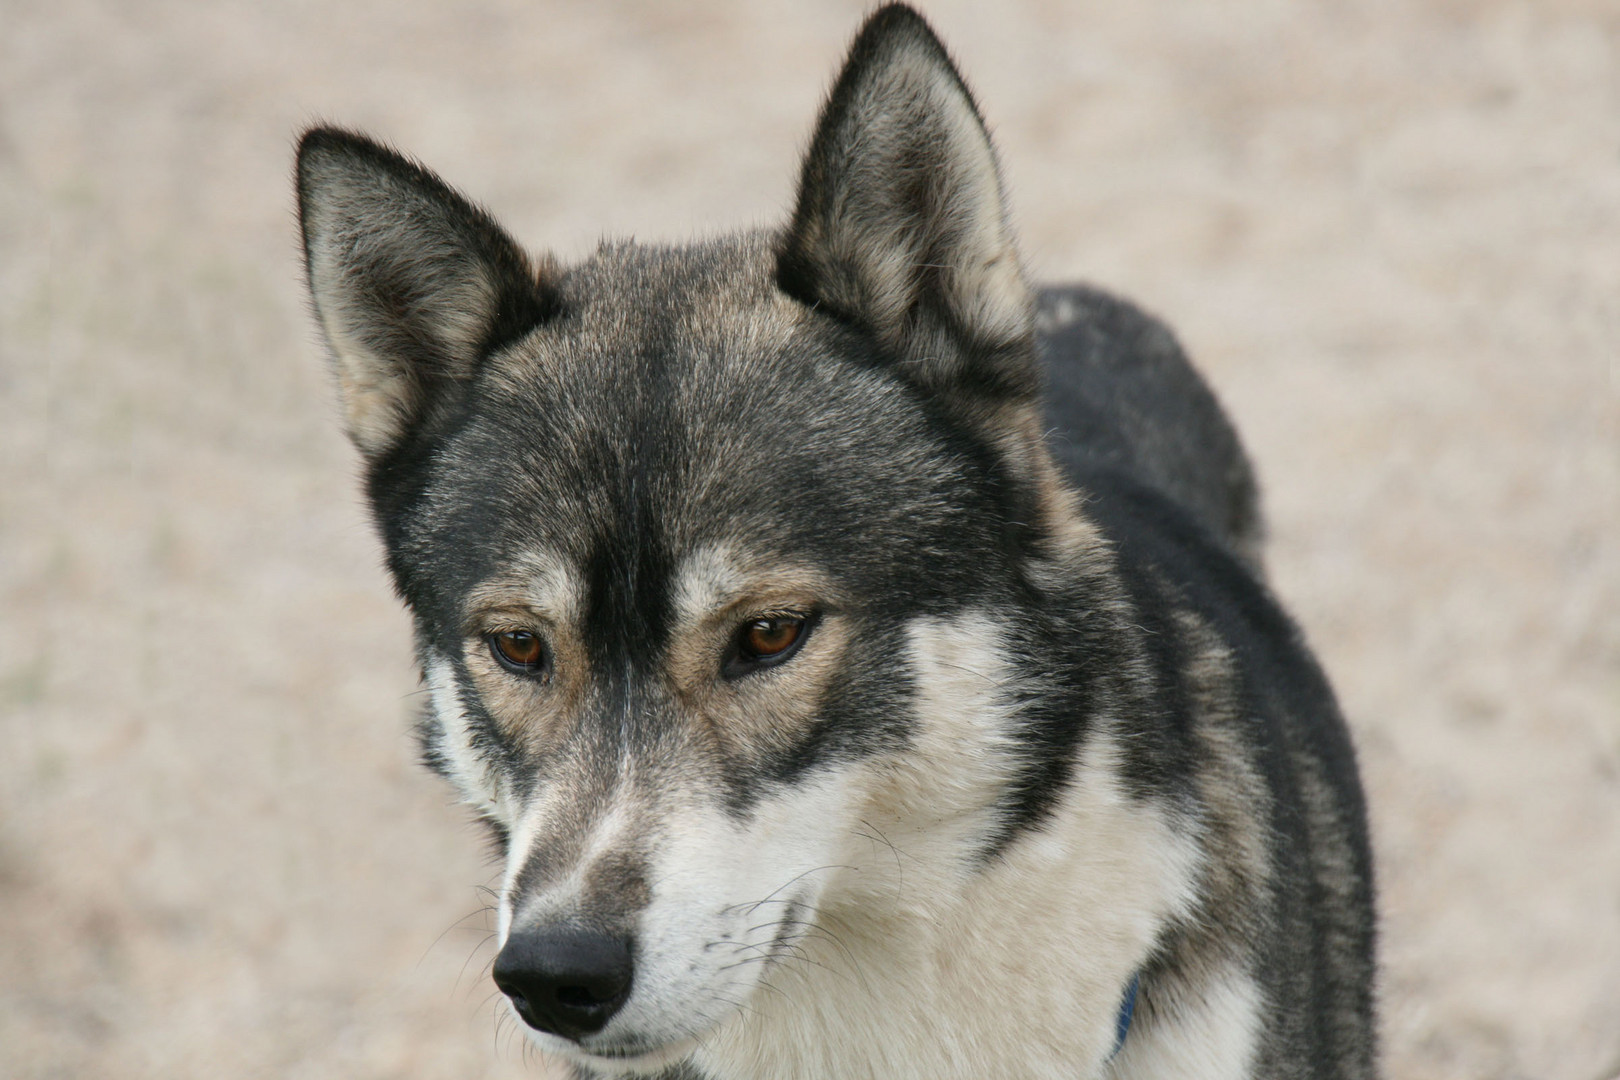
[1110,974,1140,1059]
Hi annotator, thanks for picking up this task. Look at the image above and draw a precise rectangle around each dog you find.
[295,6,1376,1077]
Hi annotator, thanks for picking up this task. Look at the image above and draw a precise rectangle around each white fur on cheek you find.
[684,611,1206,1080]
[423,650,503,823]
[624,774,866,1051]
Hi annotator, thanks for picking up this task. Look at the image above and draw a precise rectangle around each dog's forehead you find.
[499,235,801,374]
[455,251,943,522]
[406,238,981,621]
[491,238,828,430]
[558,234,785,325]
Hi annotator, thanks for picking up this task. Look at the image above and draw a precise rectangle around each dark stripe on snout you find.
[584,848,653,918]
[511,817,655,939]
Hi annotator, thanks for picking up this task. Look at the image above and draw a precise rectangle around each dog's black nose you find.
[493,927,634,1040]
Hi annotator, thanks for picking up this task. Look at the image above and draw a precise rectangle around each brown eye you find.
[726,614,812,678]
[489,630,547,675]
[743,617,802,658]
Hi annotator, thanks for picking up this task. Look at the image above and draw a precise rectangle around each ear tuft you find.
[778,4,1034,401]
[296,127,556,457]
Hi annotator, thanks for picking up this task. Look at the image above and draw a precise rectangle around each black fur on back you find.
[1037,284,1265,573]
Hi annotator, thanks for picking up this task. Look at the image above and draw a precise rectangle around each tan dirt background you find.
[2,1,1618,1077]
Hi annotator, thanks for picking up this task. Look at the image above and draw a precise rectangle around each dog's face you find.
[300,6,1073,1071]
[401,252,1027,1065]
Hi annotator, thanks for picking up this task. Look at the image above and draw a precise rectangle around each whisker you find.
[726,863,856,917]
[417,903,498,973]
[456,932,500,996]
[857,818,914,867]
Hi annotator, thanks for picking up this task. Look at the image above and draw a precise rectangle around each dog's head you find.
[299,6,1084,1070]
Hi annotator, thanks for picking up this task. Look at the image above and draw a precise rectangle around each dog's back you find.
[1038,285,1263,574]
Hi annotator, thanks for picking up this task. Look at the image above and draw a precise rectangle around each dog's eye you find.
[489,630,548,676]
[726,614,811,678]
[744,618,802,657]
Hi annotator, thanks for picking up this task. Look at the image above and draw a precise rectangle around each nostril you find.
[493,927,635,1041]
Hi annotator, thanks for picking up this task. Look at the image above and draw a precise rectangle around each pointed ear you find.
[296,127,556,457]
[777,5,1035,402]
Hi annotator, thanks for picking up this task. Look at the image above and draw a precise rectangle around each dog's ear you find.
[778,4,1034,403]
[297,127,555,457]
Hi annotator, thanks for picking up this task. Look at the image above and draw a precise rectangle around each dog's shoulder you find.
[1052,458,1378,1077]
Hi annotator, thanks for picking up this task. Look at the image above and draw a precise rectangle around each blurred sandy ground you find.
[1,1,1616,1077]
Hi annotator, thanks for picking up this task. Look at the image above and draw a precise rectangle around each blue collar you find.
[1110,974,1140,1059]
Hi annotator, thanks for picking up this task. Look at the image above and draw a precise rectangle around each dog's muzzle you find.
[493,927,634,1041]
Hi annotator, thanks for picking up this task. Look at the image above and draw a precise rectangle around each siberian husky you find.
[296,6,1376,1077]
